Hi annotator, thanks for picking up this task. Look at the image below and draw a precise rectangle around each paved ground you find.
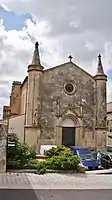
[0,173,30,189]
[0,172,112,189]
[0,173,112,199]
[0,189,112,200]
[86,168,112,174]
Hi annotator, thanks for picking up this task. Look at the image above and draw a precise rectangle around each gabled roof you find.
[44,61,94,79]
[21,60,95,89]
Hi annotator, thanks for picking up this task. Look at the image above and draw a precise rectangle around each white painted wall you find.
[8,115,25,143]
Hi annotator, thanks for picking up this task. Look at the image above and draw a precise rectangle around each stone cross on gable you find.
[68,55,73,62]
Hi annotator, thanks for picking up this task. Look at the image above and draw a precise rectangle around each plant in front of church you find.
[28,159,39,169]
[37,146,80,174]
[37,161,47,174]
[44,145,70,157]
[46,148,79,170]
[7,135,37,169]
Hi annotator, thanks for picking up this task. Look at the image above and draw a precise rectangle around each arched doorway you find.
[62,118,75,146]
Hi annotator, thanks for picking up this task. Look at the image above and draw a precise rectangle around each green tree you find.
[7,135,36,169]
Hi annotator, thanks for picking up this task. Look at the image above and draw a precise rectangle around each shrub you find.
[37,146,80,174]
[7,136,36,160]
[44,145,69,157]
[37,161,47,174]
[28,159,39,169]
[7,159,22,169]
[46,154,79,170]
[7,135,36,169]
[7,138,80,173]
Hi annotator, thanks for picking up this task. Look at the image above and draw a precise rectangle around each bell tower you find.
[94,54,107,150]
[25,42,44,152]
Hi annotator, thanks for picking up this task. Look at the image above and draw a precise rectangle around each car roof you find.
[70,146,90,150]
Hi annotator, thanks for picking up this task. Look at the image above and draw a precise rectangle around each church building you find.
[3,42,107,152]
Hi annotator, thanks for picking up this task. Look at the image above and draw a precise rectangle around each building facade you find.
[107,102,112,149]
[4,42,107,152]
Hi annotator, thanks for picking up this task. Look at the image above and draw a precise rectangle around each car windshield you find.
[79,153,96,161]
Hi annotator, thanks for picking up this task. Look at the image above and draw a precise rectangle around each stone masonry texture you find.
[8,59,107,150]
[39,62,107,149]
[0,124,6,173]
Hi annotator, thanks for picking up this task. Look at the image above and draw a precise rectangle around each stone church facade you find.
[3,42,107,152]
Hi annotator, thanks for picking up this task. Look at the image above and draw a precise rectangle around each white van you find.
[40,145,57,155]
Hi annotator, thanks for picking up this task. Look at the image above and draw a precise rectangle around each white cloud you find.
[1,4,10,11]
[0,0,112,115]
[0,16,64,112]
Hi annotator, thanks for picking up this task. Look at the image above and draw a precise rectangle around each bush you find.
[44,145,69,157]
[7,138,80,174]
[37,161,47,174]
[7,159,22,169]
[28,159,39,169]
[7,136,37,169]
[7,136,36,160]
[37,146,80,174]
[46,154,79,170]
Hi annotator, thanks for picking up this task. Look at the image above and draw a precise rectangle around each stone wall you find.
[40,62,96,147]
[0,124,6,173]
[10,81,21,115]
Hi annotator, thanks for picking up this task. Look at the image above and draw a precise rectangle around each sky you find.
[0,0,112,116]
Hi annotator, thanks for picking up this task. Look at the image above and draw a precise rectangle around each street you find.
[1,172,112,189]
[0,172,112,199]
[0,189,112,200]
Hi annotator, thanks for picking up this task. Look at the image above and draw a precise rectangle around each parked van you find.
[40,145,57,155]
[70,146,99,170]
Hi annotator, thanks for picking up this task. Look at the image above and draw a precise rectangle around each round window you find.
[64,81,77,95]
[65,83,74,93]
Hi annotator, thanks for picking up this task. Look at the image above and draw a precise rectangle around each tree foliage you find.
[38,146,80,173]
[7,135,36,169]
[7,137,80,174]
